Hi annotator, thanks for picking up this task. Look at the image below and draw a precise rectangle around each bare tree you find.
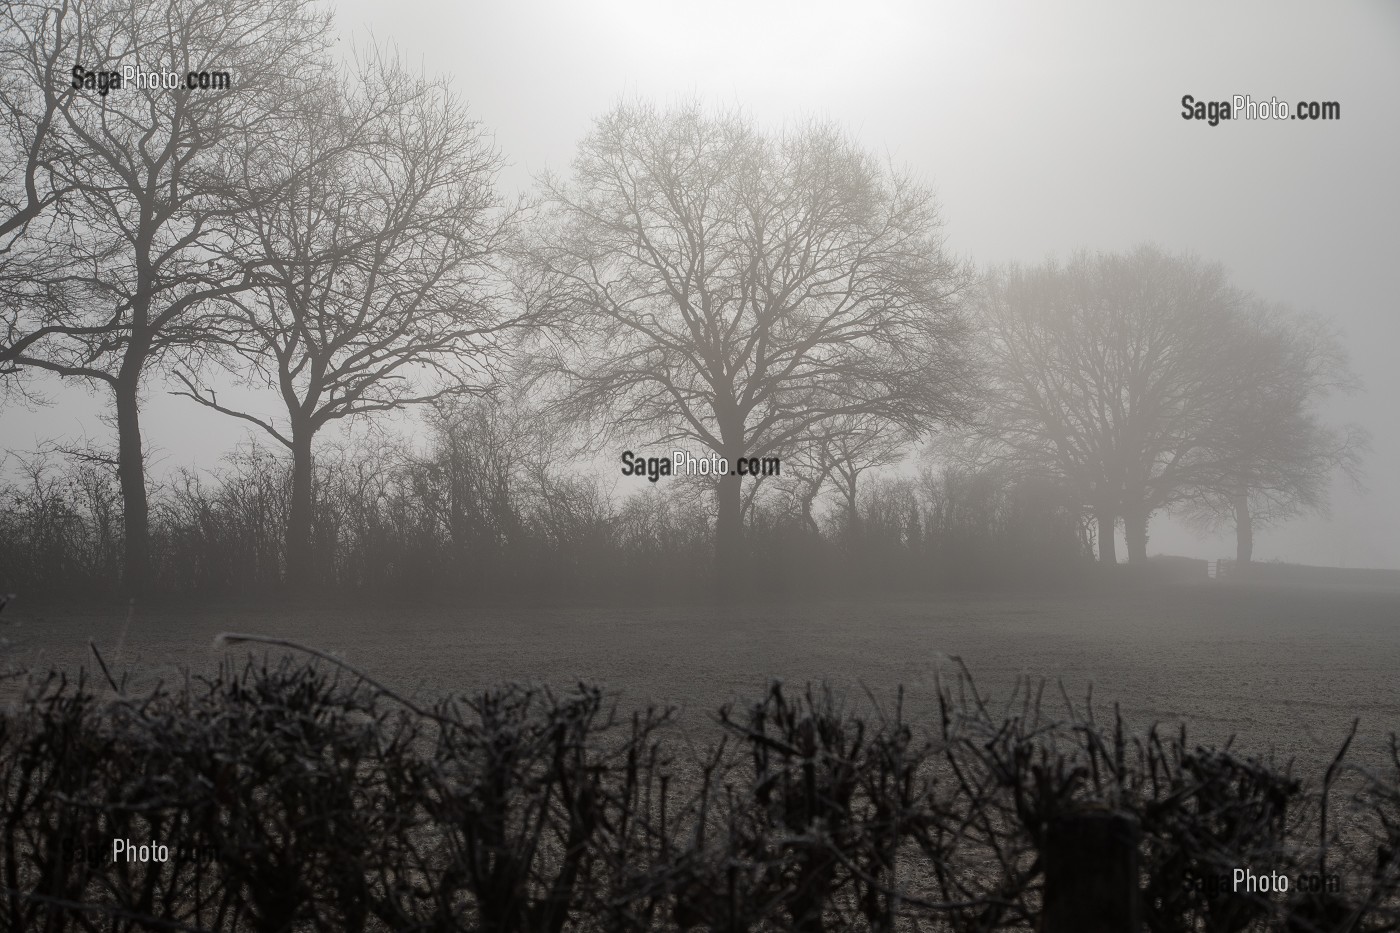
[173,53,517,587]
[799,414,911,544]
[418,395,530,584]
[767,438,834,537]
[527,102,973,588]
[970,246,1246,564]
[1179,300,1367,563]
[1,0,330,590]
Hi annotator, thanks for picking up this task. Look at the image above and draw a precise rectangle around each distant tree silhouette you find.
[811,414,910,546]
[528,102,973,592]
[1179,299,1366,563]
[970,246,1249,564]
[770,439,832,537]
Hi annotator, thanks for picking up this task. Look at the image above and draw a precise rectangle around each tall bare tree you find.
[1,0,330,590]
[173,53,517,587]
[1179,299,1367,563]
[970,246,1246,564]
[528,102,973,588]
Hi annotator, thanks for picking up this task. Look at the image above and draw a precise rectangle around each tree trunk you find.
[1095,510,1117,564]
[843,477,861,547]
[114,369,150,594]
[715,458,743,596]
[119,220,155,595]
[712,408,749,597]
[286,426,315,589]
[1123,505,1150,564]
[799,483,820,536]
[1233,490,1253,564]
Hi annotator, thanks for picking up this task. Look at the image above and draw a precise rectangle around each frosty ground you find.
[6,578,1399,773]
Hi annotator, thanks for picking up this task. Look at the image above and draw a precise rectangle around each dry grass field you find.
[5,578,1399,774]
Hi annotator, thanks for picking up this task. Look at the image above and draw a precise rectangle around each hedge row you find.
[1,656,1397,931]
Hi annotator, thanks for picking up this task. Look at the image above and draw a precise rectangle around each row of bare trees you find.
[2,0,520,591]
[2,0,1366,595]
[3,0,334,591]
[0,420,1092,596]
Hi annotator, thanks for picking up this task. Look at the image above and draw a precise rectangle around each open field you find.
[5,579,1400,773]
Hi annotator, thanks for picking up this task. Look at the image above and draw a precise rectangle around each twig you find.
[1319,716,1359,877]
[0,887,209,932]
[89,639,122,694]
[214,631,434,720]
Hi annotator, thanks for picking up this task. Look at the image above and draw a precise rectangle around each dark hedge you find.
[0,657,1395,932]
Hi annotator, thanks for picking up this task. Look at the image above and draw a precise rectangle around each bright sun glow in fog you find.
[589,0,924,96]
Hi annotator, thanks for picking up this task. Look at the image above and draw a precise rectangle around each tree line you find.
[0,0,1365,597]
[0,411,1089,596]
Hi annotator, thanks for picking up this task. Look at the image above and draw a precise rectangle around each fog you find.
[4,0,1395,568]
[4,5,1400,925]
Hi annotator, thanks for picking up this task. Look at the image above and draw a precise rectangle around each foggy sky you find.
[4,0,1397,568]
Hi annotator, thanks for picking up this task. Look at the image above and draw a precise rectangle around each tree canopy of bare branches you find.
[0,0,91,395]
[172,51,518,587]
[528,101,973,587]
[0,0,331,590]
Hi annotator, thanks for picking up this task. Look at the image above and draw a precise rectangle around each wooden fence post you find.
[1042,809,1140,933]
